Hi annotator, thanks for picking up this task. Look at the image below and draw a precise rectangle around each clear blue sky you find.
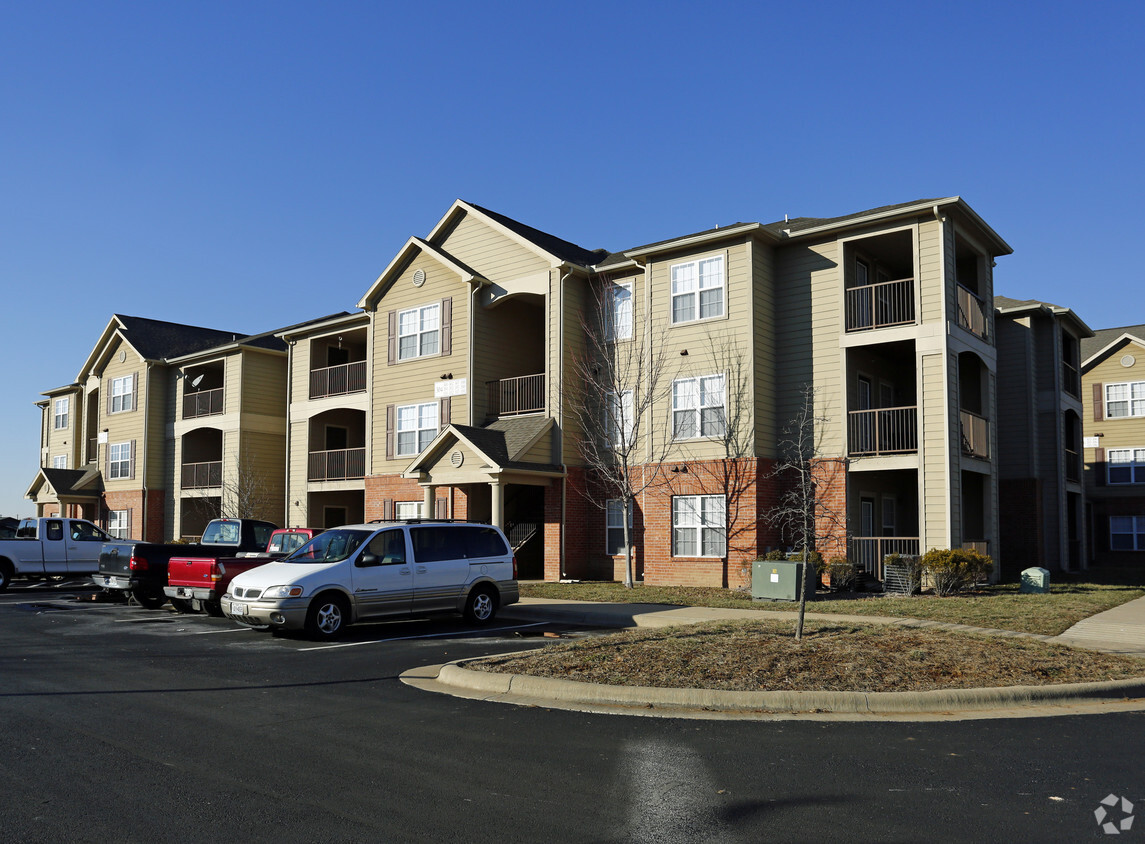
[2,0,1142,518]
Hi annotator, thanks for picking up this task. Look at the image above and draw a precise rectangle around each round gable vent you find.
[412,268,426,287]
[450,450,464,468]
[1122,354,1136,368]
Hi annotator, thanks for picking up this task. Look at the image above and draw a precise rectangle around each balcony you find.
[88,437,98,464]
[310,361,367,400]
[308,448,366,481]
[487,373,545,418]
[182,461,222,489]
[1062,361,1080,398]
[848,406,918,456]
[1065,447,1081,483]
[183,388,224,419]
[961,540,990,555]
[960,410,989,459]
[845,278,915,332]
[849,537,920,578]
[956,284,989,340]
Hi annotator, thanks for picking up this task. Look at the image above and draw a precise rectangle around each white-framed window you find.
[608,390,634,448]
[606,282,633,341]
[396,402,438,456]
[52,456,67,470]
[53,397,69,430]
[670,255,724,324]
[672,374,726,439]
[110,375,134,413]
[395,501,421,520]
[1108,448,1145,484]
[1110,516,1145,551]
[1105,381,1145,419]
[108,441,131,479]
[672,495,726,557]
[108,510,130,539]
[606,499,634,555]
[398,304,441,360]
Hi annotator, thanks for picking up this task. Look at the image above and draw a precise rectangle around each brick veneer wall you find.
[363,475,465,522]
[103,489,166,542]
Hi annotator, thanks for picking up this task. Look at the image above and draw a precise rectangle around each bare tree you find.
[220,450,278,521]
[566,278,674,588]
[767,383,846,640]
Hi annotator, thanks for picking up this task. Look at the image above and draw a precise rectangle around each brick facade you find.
[102,489,166,542]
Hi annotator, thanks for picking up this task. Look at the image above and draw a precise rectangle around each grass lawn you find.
[519,577,1145,637]
[472,619,1145,693]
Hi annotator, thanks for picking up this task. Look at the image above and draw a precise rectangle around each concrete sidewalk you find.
[400,594,1145,720]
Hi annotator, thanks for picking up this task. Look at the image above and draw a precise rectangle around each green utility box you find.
[752,560,817,602]
[1020,567,1051,593]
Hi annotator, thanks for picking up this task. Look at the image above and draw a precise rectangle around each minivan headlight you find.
[263,585,305,599]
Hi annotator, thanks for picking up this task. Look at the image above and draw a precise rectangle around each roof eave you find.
[623,222,765,259]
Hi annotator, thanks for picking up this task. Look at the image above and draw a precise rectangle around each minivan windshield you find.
[282,529,371,564]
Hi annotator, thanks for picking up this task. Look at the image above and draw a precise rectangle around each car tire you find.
[463,586,497,625]
[169,597,196,614]
[203,600,224,617]
[305,593,348,640]
[133,588,166,610]
[0,561,11,593]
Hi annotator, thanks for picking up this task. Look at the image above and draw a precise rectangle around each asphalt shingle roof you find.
[116,315,247,360]
[465,203,606,267]
[1082,323,1145,362]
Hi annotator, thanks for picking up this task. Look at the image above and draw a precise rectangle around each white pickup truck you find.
[0,517,110,591]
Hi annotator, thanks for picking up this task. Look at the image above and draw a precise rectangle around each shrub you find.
[823,555,859,591]
[786,548,824,567]
[919,548,994,596]
[763,548,787,561]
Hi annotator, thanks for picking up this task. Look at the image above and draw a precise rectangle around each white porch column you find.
[422,485,435,519]
[491,480,505,529]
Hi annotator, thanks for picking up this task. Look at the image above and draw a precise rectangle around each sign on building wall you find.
[434,378,467,398]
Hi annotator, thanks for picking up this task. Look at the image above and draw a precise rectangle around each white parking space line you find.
[298,621,549,651]
[191,627,254,635]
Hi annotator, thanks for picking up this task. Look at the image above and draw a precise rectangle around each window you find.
[53,397,69,430]
[672,495,725,557]
[395,501,421,520]
[52,456,67,469]
[71,521,108,542]
[398,304,440,360]
[396,402,438,456]
[108,441,131,479]
[606,499,634,555]
[1110,516,1145,551]
[606,282,633,341]
[670,256,724,324]
[110,375,134,413]
[608,390,634,448]
[1105,381,1145,419]
[1108,448,1145,484]
[672,375,725,439]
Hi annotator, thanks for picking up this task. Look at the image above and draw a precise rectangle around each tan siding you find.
[917,220,944,324]
[240,351,287,417]
[521,431,554,464]
[920,352,949,549]
[557,274,592,465]
[751,239,775,459]
[1083,347,1145,489]
[99,339,147,491]
[473,295,546,423]
[44,391,81,469]
[145,366,171,489]
[235,430,286,524]
[287,419,309,526]
[437,211,550,281]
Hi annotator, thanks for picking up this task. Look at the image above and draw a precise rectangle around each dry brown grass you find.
[472,620,1145,693]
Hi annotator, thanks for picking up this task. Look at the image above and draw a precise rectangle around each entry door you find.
[881,496,897,537]
[351,528,412,618]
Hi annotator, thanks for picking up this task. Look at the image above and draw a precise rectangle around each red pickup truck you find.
[165,528,322,615]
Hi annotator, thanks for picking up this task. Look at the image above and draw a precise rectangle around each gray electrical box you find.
[752,560,816,602]
[1020,567,1050,593]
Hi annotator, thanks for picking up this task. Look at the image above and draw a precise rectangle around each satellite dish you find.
[190,374,204,389]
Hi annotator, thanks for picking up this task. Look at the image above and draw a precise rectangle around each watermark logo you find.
[1095,794,1135,835]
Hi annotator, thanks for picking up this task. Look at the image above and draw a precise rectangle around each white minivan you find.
[220,520,519,639]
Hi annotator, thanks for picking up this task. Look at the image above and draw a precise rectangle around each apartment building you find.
[27,314,334,540]
[994,298,1093,575]
[1082,323,1145,565]
[270,197,1014,587]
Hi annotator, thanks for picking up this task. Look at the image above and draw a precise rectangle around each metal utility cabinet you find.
[751,560,816,602]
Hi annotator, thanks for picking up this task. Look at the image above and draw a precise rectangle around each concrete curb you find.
[435,661,1145,715]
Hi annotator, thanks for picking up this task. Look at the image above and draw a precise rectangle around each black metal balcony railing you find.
[956,284,989,340]
[849,537,920,578]
[960,409,990,459]
[1062,362,1080,398]
[1065,447,1081,483]
[88,437,98,464]
[310,361,367,399]
[848,406,918,456]
[487,373,545,418]
[183,388,224,419]
[845,278,915,332]
[308,448,366,481]
[182,460,223,489]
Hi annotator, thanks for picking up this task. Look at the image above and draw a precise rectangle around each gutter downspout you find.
[285,340,293,527]
[142,361,151,541]
[558,266,575,579]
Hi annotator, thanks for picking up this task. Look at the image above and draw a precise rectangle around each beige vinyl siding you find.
[436,211,551,282]
[145,366,170,489]
[240,351,287,416]
[45,391,80,468]
[917,219,945,325]
[920,351,949,549]
[1084,348,1145,490]
[556,273,592,465]
[751,239,775,459]
[287,418,309,527]
[423,440,486,486]
[370,256,470,474]
[473,295,546,424]
[234,430,286,524]
[99,339,146,490]
[291,332,313,404]
[520,432,554,465]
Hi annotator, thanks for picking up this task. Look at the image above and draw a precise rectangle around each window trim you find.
[671,494,726,558]
[107,509,130,539]
[53,397,70,430]
[1107,448,1145,485]
[672,373,726,440]
[608,389,634,448]
[394,501,422,520]
[669,254,725,325]
[397,303,441,361]
[1105,381,1145,419]
[1110,515,1145,551]
[52,455,68,470]
[110,375,135,414]
[395,402,439,457]
[606,499,634,555]
[108,441,131,479]
[606,281,633,341]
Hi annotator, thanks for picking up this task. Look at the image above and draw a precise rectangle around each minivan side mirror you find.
[356,551,380,567]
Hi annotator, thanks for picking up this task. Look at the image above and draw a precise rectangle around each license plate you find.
[231,602,247,615]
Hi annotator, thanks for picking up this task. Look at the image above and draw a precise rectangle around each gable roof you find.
[994,296,1094,338]
[402,416,561,479]
[25,466,103,501]
[357,237,488,310]
[1082,323,1145,368]
[463,202,606,267]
